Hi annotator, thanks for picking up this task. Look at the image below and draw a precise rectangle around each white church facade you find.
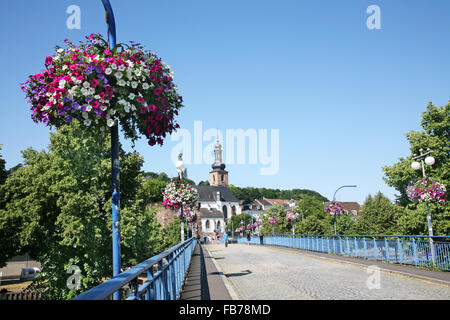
[195,137,241,237]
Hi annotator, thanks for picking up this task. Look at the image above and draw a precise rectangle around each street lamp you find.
[411,148,436,264]
[175,153,186,242]
[332,185,357,235]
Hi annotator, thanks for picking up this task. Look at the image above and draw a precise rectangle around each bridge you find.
[73,234,450,300]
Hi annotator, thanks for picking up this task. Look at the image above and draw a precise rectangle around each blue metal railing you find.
[230,234,450,271]
[72,238,197,300]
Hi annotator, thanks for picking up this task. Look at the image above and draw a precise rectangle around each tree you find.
[383,102,449,205]
[335,213,357,235]
[0,145,6,185]
[0,120,166,299]
[137,178,168,204]
[382,102,449,235]
[355,192,400,235]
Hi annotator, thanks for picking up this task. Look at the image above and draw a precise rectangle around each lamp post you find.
[332,185,357,235]
[101,0,121,301]
[176,153,186,242]
[411,148,436,265]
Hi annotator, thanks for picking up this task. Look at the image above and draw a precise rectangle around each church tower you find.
[209,136,229,187]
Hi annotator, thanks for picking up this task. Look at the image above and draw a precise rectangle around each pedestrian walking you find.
[259,231,264,245]
[247,231,251,245]
[224,231,229,247]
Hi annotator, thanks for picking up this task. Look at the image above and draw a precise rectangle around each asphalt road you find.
[206,243,450,300]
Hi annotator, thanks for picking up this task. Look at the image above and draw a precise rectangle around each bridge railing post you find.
[363,236,368,259]
[397,237,403,264]
[385,237,390,262]
[373,237,378,259]
[412,237,419,266]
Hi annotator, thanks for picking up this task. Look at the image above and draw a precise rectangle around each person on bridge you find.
[247,231,251,245]
[259,231,264,245]
[224,231,229,247]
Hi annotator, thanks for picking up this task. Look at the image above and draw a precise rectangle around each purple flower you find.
[80,105,87,112]
[85,97,93,103]
[72,102,80,109]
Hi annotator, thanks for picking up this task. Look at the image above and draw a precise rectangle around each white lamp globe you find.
[411,161,421,170]
[425,156,435,166]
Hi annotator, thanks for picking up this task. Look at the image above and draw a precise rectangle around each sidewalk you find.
[180,241,234,300]
[262,244,450,286]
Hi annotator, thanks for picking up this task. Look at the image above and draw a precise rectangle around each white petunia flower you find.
[100,105,107,111]
[86,105,92,112]
[142,83,149,90]
[118,65,125,71]
[107,118,115,127]
[124,105,130,113]
[82,112,89,119]
[84,119,92,126]
[115,72,123,79]
[118,79,126,86]
[111,63,117,70]
[83,81,90,88]
[105,68,112,75]
[131,81,138,89]
[128,93,135,100]
[130,104,136,111]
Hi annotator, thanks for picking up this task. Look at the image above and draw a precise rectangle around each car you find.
[19,267,41,281]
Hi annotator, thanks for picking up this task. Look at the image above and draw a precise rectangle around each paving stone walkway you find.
[205,243,450,300]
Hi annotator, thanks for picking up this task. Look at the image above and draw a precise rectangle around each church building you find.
[195,137,241,238]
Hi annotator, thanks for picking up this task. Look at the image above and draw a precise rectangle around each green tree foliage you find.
[0,145,6,185]
[0,120,174,299]
[229,185,328,203]
[355,192,400,235]
[383,102,449,205]
[137,178,168,203]
[227,213,254,233]
[382,102,449,235]
[335,213,357,235]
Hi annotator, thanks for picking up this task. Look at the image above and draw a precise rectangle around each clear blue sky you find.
[0,0,449,204]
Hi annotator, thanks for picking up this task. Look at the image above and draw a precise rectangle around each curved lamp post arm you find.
[101,0,116,47]
[333,185,357,202]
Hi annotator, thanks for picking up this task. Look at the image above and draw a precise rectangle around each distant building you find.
[194,137,241,238]
[241,198,298,221]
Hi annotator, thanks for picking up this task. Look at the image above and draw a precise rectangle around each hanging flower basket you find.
[268,216,278,224]
[238,226,246,232]
[247,224,254,230]
[185,210,197,223]
[162,181,198,217]
[406,177,447,203]
[253,221,262,228]
[286,210,299,222]
[324,201,345,216]
[20,34,183,146]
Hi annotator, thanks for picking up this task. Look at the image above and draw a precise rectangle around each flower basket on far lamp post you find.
[286,210,299,235]
[325,201,345,235]
[268,216,277,236]
[408,148,447,266]
[162,180,198,242]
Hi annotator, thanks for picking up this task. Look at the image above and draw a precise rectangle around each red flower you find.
[154,87,163,96]
[91,78,98,88]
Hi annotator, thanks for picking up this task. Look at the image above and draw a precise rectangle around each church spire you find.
[210,131,228,187]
